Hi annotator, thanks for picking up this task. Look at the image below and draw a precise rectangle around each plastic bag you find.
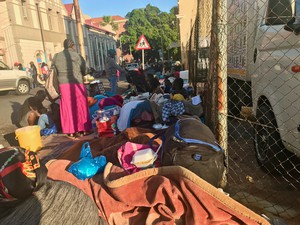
[40,124,57,136]
[67,142,107,180]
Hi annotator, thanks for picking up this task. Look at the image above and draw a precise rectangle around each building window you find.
[48,8,52,30]
[21,0,28,19]
[56,12,61,32]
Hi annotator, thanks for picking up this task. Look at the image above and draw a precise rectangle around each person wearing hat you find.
[173,61,182,76]
[51,39,91,137]
[105,49,125,95]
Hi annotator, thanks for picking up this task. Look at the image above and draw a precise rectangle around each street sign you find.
[135,34,151,50]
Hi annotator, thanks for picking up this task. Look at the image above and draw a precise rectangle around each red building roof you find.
[63,4,115,35]
[91,15,127,23]
[85,19,116,34]
[64,3,73,17]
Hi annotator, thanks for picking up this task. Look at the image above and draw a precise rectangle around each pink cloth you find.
[117,142,159,174]
[98,95,123,109]
[59,83,92,134]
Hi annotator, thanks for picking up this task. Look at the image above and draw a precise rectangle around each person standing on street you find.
[41,62,49,81]
[51,39,91,137]
[105,49,125,95]
[29,61,39,87]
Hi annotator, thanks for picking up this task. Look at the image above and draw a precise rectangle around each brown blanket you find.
[56,127,162,166]
[46,127,269,224]
[47,160,269,225]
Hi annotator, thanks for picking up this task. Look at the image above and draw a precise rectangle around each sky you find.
[62,0,178,18]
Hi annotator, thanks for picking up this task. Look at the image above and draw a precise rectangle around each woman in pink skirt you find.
[51,39,91,137]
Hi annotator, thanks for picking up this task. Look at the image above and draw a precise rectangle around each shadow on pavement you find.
[10,101,22,127]
[3,132,19,147]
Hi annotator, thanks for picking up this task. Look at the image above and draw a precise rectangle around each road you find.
[0,76,128,147]
[0,88,47,147]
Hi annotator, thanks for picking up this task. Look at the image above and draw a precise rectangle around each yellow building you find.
[0,0,116,72]
[177,0,212,70]
[0,0,67,69]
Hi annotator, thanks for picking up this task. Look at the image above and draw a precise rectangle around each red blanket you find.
[47,160,269,225]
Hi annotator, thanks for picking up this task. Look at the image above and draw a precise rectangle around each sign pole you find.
[142,49,144,70]
[135,34,151,70]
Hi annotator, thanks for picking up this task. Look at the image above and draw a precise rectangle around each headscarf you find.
[63,39,75,49]
[107,49,116,57]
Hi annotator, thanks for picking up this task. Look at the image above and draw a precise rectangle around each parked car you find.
[0,61,33,95]
[125,63,139,71]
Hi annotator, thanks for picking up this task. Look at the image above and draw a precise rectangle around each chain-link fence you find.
[186,0,300,224]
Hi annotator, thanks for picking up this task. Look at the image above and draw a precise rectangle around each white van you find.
[252,0,300,171]
[228,0,300,172]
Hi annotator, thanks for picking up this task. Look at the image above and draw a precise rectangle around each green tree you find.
[122,4,179,62]
[100,16,118,32]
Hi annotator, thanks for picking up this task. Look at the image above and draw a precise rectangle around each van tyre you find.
[16,80,30,95]
[254,103,287,174]
[228,78,240,116]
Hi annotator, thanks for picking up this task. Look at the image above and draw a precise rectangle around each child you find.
[18,91,46,127]
[36,107,57,136]
[170,78,188,101]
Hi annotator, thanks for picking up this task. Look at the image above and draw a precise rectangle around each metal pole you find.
[216,0,227,153]
[36,3,47,63]
[73,0,86,59]
[216,0,228,188]
[207,0,218,133]
[120,36,122,52]
[120,36,122,64]
[142,49,144,69]
[161,35,164,62]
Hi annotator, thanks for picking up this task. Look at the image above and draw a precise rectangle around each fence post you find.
[216,0,228,187]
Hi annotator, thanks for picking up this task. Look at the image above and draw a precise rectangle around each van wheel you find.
[16,80,30,95]
[254,103,287,174]
[228,78,240,116]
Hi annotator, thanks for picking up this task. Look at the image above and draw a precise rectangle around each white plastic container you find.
[131,148,157,168]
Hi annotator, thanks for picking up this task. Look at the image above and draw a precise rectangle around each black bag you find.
[0,147,47,206]
[162,118,225,187]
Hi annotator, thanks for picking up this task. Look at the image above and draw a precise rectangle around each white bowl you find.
[152,123,163,130]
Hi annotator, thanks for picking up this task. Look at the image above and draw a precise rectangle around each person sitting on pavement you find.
[17,90,47,127]
[147,74,164,95]
[36,107,57,136]
[170,78,188,101]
